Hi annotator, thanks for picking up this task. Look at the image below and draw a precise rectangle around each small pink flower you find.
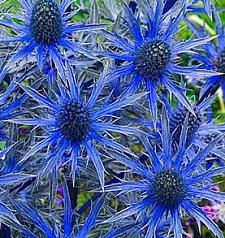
[202,205,219,221]
[210,185,220,192]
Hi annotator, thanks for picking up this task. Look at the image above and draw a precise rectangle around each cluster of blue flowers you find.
[0,0,225,237]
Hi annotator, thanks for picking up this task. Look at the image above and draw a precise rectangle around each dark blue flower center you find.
[213,50,225,73]
[30,0,63,45]
[134,40,171,78]
[152,170,185,207]
[170,106,202,147]
[58,102,91,143]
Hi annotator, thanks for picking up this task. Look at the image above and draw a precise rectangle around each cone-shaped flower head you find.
[0,0,106,73]
[103,109,225,238]
[8,63,143,188]
[100,0,218,120]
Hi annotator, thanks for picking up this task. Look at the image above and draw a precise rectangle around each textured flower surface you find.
[103,110,225,238]
[100,0,218,120]
[0,0,105,73]
[0,0,225,237]
[9,63,143,187]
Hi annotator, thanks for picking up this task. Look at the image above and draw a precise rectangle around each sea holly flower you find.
[15,183,105,238]
[103,109,225,237]
[8,63,144,188]
[0,0,106,74]
[186,7,225,100]
[99,0,218,120]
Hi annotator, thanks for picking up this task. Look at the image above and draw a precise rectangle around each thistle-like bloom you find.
[0,0,105,73]
[186,7,225,100]
[103,110,225,237]
[100,0,217,119]
[15,183,105,238]
[9,63,143,187]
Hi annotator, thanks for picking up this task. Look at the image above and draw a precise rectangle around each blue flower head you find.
[103,109,225,237]
[186,7,225,100]
[101,0,218,120]
[0,0,105,73]
[10,63,143,188]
